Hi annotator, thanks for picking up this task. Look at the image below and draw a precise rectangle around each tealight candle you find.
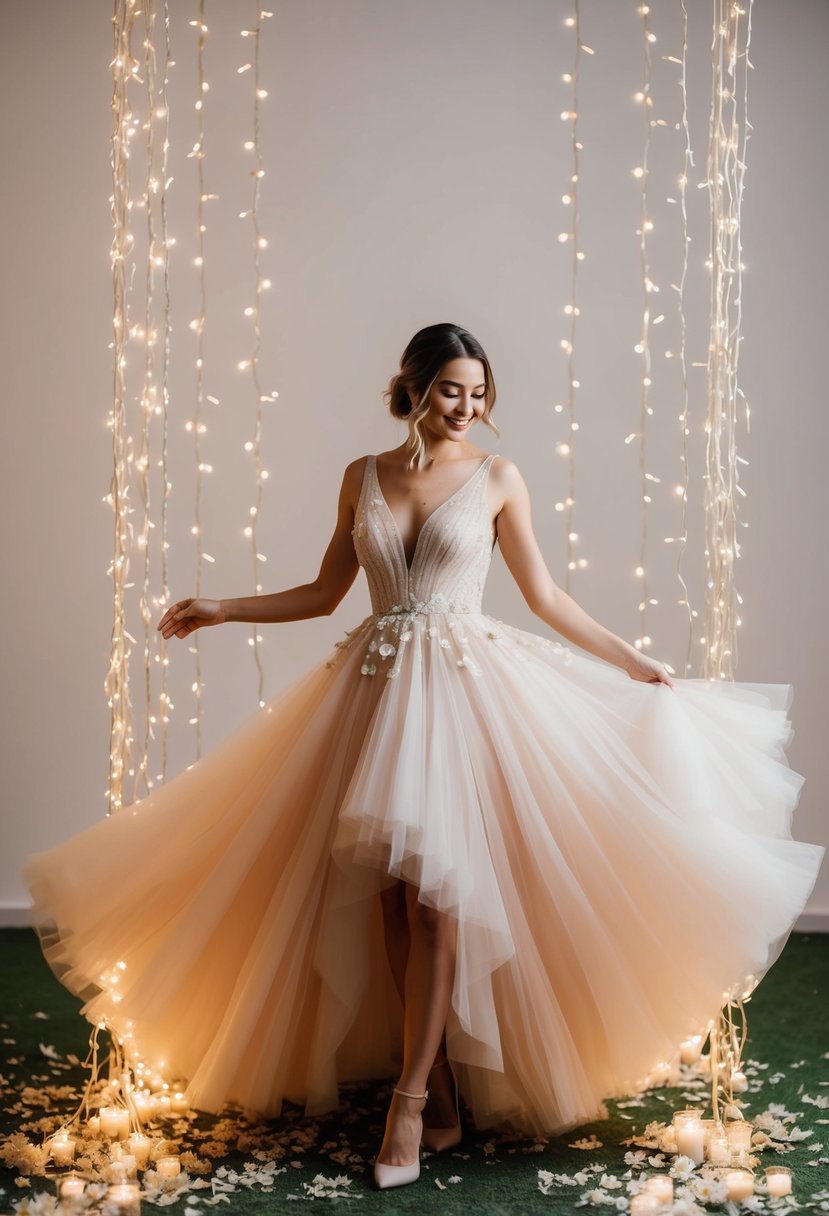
[725,1169,754,1201]
[118,1154,138,1179]
[106,1181,141,1215]
[58,1174,86,1198]
[679,1034,704,1064]
[630,1194,661,1215]
[127,1134,152,1169]
[155,1155,180,1178]
[644,1175,674,1203]
[170,1092,189,1114]
[726,1119,753,1153]
[672,1110,705,1165]
[50,1134,76,1165]
[765,1166,792,1197]
[707,1134,731,1165]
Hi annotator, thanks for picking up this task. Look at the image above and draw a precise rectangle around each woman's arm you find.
[492,457,674,686]
[157,459,364,638]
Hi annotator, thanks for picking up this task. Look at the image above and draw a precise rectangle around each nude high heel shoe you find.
[372,1086,428,1190]
[421,1057,462,1153]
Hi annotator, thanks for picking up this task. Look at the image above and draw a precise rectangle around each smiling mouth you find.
[446,417,472,429]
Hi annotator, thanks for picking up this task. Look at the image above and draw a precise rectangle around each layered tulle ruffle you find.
[24,607,824,1137]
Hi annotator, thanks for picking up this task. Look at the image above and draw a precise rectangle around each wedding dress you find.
[23,452,825,1137]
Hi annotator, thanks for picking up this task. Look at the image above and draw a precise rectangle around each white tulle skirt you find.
[23,610,824,1136]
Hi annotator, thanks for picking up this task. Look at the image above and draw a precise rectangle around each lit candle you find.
[170,1091,189,1114]
[726,1119,753,1153]
[50,1133,76,1166]
[133,1095,155,1123]
[86,1116,101,1137]
[106,1181,141,1215]
[58,1174,86,1198]
[118,1154,138,1179]
[630,1193,661,1215]
[707,1134,730,1165]
[725,1169,754,1201]
[155,1155,180,1178]
[127,1133,152,1169]
[672,1110,705,1165]
[99,1106,130,1139]
[152,1092,172,1116]
[765,1166,792,1197]
[644,1174,674,1203]
[679,1034,704,1064]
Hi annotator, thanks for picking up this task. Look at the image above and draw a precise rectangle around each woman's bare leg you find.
[379,882,457,1126]
[379,880,410,1000]
[375,881,458,1166]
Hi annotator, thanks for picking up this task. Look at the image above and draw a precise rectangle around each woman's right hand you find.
[156,598,227,640]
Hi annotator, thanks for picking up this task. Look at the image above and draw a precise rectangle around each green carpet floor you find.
[1,928,827,1214]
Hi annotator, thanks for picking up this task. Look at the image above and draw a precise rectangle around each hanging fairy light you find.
[129,0,165,804]
[237,6,276,709]
[555,6,594,592]
[702,0,757,1133]
[661,0,698,678]
[103,0,141,815]
[633,0,760,1146]
[149,0,176,788]
[701,0,752,682]
[629,3,659,661]
[183,3,218,758]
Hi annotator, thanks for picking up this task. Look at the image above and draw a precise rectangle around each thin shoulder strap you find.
[355,454,375,517]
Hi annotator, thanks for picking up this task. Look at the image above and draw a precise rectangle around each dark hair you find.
[383,323,500,469]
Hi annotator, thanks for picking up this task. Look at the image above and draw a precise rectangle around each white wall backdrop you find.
[1,0,826,924]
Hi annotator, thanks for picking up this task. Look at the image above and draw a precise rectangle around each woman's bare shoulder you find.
[489,453,523,484]
[339,454,371,510]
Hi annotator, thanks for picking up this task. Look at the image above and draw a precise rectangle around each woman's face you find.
[414,357,487,444]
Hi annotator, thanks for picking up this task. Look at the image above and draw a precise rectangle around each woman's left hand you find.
[624,651,676,689]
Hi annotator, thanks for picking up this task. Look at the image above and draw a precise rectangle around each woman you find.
[26,323,824,1192]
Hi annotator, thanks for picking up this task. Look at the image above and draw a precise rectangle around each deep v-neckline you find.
[372,453,492,577]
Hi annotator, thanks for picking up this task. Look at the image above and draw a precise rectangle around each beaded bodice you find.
[351,453,497,616]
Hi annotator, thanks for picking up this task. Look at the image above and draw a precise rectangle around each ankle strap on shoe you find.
[393,1086,429,1099]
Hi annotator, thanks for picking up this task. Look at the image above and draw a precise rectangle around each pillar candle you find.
[672,1111,705,1165]
[100,1106,130,1139]
[127,1134,152,1169]
[133,1096,154,1123]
